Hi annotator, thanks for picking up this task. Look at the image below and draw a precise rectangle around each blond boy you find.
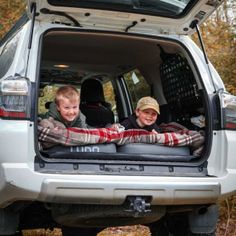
[43,85,87,128]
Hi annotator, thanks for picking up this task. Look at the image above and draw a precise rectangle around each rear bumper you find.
[0,163,221,207]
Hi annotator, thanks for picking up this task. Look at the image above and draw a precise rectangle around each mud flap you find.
[188,204,218,234]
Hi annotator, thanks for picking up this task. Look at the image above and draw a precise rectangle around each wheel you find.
[149,214,188,236]
[61,227,101,236]
[149,218,173,236]
[149,220,169,236]
[14,232,23,236]
[188,232,215,236]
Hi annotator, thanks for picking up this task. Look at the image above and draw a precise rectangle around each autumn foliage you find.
[0,0,25,38]
[192,0,236,94]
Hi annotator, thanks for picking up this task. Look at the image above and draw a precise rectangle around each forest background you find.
[0,0,235,235]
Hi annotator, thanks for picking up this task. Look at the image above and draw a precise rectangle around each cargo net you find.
[160,54,201,112]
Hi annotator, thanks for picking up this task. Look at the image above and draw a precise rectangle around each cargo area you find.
[36,29,210,176]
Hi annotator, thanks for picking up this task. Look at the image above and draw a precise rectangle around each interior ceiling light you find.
[54,64,70,68]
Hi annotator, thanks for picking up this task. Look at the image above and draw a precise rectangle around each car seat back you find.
[80,79,114,127]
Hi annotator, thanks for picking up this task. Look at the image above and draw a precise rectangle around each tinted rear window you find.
[48,0,197,18]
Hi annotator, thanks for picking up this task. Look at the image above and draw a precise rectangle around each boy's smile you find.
[57,98,80,123]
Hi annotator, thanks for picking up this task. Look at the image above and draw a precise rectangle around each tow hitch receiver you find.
[125,196,151,217]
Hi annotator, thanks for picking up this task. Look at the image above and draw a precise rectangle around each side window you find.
[103,80,118,121]
[0,31,21,78]
[38,85,59,115]
[123,69,151,109]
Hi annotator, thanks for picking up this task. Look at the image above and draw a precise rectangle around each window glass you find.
[38,85,60,114]
[0,31,21,78]
[123,69,151,110]
[48,0,194,18]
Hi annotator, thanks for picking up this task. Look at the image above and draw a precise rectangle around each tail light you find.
[221,92,236,130]
[0,75,31,119]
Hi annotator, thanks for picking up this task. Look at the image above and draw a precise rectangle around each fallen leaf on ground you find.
[97,225,151,236]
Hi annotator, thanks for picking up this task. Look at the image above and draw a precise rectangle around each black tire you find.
[61,227,102,236]
[149,220,169,236]
[11,231,23,236]
[188,233,215,236]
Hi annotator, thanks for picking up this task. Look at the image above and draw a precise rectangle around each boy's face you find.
[57,98,80,123]
[135,108,158,127]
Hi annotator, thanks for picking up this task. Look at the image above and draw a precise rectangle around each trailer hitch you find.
[124,196,151,217]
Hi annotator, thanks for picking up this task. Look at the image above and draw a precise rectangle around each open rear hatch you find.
[27,0,224,35]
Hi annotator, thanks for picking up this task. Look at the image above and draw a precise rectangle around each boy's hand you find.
[39,118,55,129]
[39,117,66,129]
[110,123,125,132]
[151,129,158,134]
[50,118,66,129]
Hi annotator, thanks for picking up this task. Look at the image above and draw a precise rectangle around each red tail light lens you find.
[0,75,31,119]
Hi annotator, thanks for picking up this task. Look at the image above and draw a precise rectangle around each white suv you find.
[0,0,236,235]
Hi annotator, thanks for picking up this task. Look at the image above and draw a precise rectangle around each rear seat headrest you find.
[80,79,105,103]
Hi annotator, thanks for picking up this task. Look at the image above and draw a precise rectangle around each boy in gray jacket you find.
[42,85,87,129]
